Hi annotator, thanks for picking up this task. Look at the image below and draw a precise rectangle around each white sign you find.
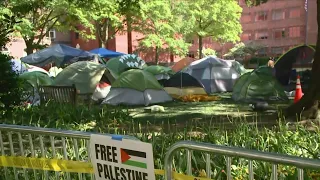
[90,134,155,180]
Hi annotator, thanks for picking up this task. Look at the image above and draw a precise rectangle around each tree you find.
[8,0,89,54]
[183,0,242,59]
[134,0,190,64]
[199,47,217,57]
[0,6,21,48]
[246,0,320,120]
[224,42,264,65]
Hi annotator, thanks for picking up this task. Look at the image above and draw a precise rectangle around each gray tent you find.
[183,56,247,94]
[21,44,94,67]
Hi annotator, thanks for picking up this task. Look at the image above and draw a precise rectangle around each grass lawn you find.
[121,93,291,131]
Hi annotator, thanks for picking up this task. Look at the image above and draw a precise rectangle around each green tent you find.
[232,66,288,102]
[19,71,53,88]
[106,54,147,78]
[102,69,172,106]
[53,61,108,94]
[143,65,174,75]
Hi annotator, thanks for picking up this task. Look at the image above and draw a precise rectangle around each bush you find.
[0,53,24,115]
[249,57,269,66]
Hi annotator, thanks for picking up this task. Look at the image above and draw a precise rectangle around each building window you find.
[257,48,268,56]
[255,11,268,21]
[289,27,301,37]
[271,47,283,55]
[241,14,252,23]
[289,8,301,18]
[241,32,252,41]
[272,9,285,20]
[187,52,195,58]
[273,28,286,39]
[46,29,56,39]
[255,31,268,40]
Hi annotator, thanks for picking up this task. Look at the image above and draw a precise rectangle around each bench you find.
[39,85,78,105]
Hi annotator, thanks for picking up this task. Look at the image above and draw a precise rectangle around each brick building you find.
[4,0,318,62]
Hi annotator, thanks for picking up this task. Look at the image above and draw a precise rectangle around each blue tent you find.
[21,44,94,67]
[89,48,125,58]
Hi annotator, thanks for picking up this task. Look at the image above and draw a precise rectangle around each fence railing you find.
[164,141,320,180]
[0,124,138,180]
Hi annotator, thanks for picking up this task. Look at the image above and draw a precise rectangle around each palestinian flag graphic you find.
[120,148,147,169]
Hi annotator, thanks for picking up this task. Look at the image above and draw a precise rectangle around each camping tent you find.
[53,61,112,94]
[11,59,49,75]
[275,45,315,85]
[89,48,125,58]
[171,57,195,72]
[163,72,207,97]
[19,71,53,89]
[106,54,147,79]
[21,44,93,67]
[101,69,172,106]
[143,65,174,85]
[232,66,288,102]
[183,56,247,94]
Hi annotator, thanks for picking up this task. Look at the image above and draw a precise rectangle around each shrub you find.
[0,53,24,115]
[249,57,269,66]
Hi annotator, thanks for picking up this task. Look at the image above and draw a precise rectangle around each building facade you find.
[5,0,317,62]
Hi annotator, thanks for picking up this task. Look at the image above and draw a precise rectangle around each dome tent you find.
[275,44,315,85]
[101,69,172,106]
[163,72,207,97]
[183,56,246,94]
[232,66,288,102]
[143,65,174,85]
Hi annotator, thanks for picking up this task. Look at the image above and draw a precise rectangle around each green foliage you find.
[0,53,24,115]
[135,0,191,62]
[224,42,265,58]
[0,6,21,48]
[249,56,269,65]
[199,47,217,57]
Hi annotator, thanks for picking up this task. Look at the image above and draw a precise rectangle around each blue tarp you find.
[89,48,125,58]
[21,44,94,67]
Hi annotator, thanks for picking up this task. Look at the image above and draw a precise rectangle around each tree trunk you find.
[285,0,320,119]
[155,46,159,64]
[127,15,133,54]
[25,40,34,55]
[198,35,203,59]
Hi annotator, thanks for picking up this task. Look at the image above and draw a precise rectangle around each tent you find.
[53,61,112,94]
[171,57,196,72]
[11,59,49,75]
[89,48,125,58]
[143,65,174,85]
[183,56,247,94]
[21,44,94,67]
[163,72,207,97]
[19,71,53,89]
[101,69,172,106]
[275,45,315,85]
[232,66,288,102]
[106,54,147,78]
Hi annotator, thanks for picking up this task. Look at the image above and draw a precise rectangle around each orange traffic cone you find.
[294,75,303,103]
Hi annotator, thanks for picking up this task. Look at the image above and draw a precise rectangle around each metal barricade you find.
[0,124,138,180]
[164,141,320,180]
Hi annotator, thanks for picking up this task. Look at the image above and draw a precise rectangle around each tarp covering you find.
[53,61,106,94]
[19,71,53,88]
[111,69,163,91]
[171,57,196,72]
[89,48,125,58]
[275,45,315,85]
[21,44,93,67]
[232,66,288,102]
[106,54,147,78]
[11,59,49,75]
[183,56,246,94]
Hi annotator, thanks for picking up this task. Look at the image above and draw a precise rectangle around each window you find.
[273,28,286,39]
[255,31,268,40]
[289,8,301,18]
[241,14,252,23]
[46,29,56,39]
[257,48,268,56]
[271,47,283,55]
[255,11,268,21]
[272,9,285,20]
[289,27,301,37]
[241,32,252,41]
[187,52,195,58]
